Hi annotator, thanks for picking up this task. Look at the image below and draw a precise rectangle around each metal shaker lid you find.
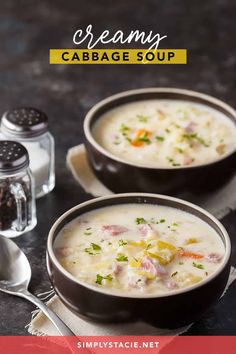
[0,141,29,174]
[1,107,48,138]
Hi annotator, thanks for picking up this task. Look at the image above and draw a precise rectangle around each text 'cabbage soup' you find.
[54,204,224,295]
[92,100,236,167]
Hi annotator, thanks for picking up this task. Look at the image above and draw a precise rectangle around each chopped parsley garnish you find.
[166,157,174,163]
[91,243,101,250]
[176,147,184,154]
[171,271,178,277]
[95,274,113,285]
[155,136,165,142]
[193,262,204,269]
[195,135,209,147]
[116,253,128,262]
[135,217,147,225]
[155,218,166,224]
[137,114,149,123]
[84,248,94,255]
[119,123,131,142]
[166,156,181,167]
[179,261,184,265]
[167,222,178,231]
[165,128,171,133]
[169,222,178,231]
[120,123,130,135]
[84,249,95,255]
[85,243,101,255]
[182,133,210,147]
[146,243,152,250]
[84,227,92,236]
[118,239,128,247]
[137,131,151,144]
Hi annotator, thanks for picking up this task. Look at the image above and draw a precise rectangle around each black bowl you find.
[47,193,231,329]
[84,88,236,194]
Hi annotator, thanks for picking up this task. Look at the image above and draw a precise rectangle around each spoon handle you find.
[20,290,75,336]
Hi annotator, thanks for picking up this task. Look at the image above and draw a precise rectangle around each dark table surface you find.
[0,0,236,335]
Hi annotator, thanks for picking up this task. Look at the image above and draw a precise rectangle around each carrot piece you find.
[131,140,143,147]
[179,249,204,259]
[131,129,152,147]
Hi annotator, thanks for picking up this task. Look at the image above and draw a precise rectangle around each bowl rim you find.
[47,193,231,299]
[84,87,236,170]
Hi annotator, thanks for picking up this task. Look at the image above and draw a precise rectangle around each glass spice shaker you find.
[0,107,55,198]
[0,141,37,238]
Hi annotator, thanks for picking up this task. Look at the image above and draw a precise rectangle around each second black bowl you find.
[84,88,236,194]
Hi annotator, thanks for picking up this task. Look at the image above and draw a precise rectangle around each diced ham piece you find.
[101,225,129,236]
[206,253,223,263]
[141,257,157,277]
[185,121,197,134]
[138,224,153,237]
[183,155,193,166]
[155,263,168,276]
[164,279,178,290]
[112,262,123,275]
[55,247,73,257]
[141,257,167,277]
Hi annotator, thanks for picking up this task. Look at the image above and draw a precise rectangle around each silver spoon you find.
[0,235,75,336]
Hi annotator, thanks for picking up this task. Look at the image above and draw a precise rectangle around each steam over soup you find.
[54,204,224,295]
[92,100,236,167]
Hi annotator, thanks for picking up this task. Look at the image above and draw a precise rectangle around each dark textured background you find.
[0,0,236,335]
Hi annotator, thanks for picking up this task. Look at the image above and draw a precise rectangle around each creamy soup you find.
[92,100,236,167]
[54,204,224,295]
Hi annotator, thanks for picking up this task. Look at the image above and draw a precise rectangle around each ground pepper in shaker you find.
[0,141,37,238]
[0,107,55,198]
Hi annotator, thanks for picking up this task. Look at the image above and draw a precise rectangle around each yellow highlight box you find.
[49,49,187,64]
